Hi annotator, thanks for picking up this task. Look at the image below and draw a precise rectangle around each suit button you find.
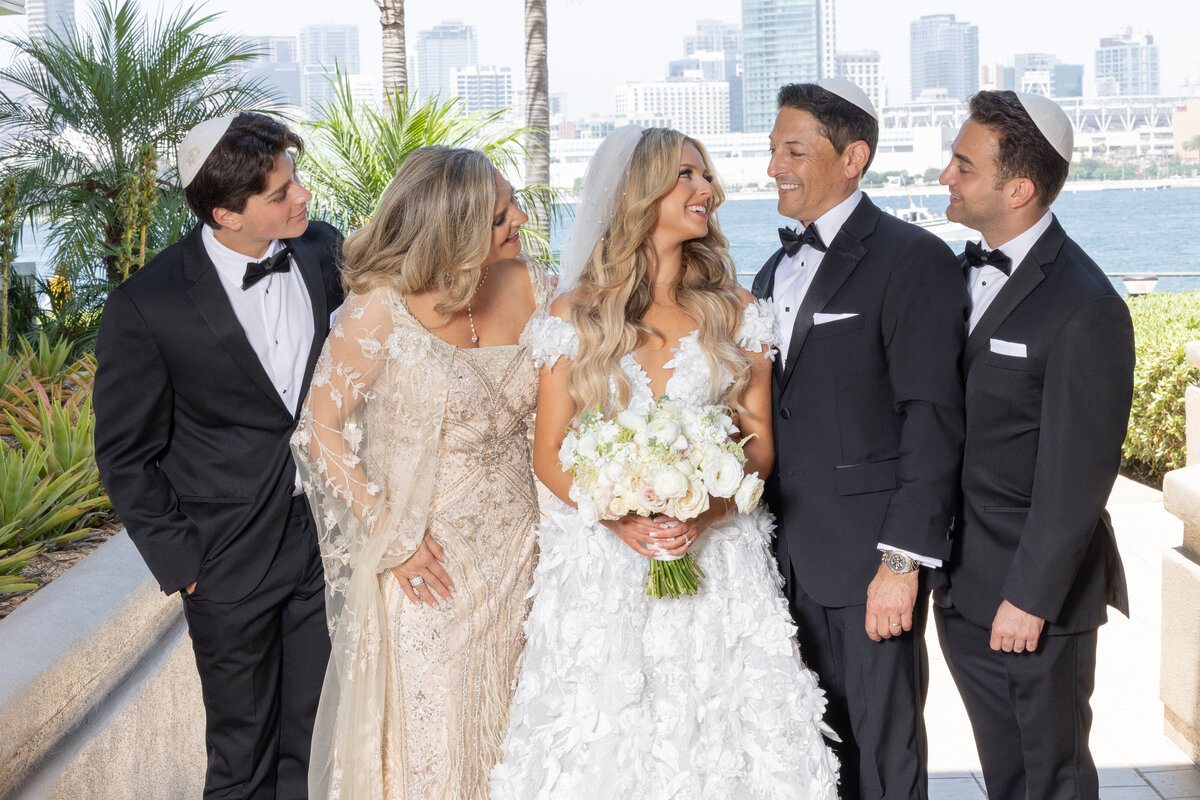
[780,408,791,420]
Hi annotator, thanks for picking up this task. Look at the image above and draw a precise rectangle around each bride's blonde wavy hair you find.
[340,146,495,314]
[567,128,751,420]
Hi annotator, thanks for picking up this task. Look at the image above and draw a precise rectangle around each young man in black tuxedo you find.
[94,113,343,799]
[934,90,1134,800]
[751,80,967,799]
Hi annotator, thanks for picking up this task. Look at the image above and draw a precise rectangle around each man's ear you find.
[843,140,871,180]
[1006,177,1039,211]
[212,206,242,232]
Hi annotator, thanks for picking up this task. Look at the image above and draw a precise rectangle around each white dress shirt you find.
[202,226,314,489]
[967,211,1054,333]
[772,189,863,364]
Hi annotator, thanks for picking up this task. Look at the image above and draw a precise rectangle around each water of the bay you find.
[17,185,1200,296]
[550,184,1200,295]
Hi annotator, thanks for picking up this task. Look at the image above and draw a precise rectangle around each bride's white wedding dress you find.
[491,302,839,800]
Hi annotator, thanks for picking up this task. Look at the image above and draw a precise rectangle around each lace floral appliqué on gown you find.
[294,263,551,800]
[491,300,839,800]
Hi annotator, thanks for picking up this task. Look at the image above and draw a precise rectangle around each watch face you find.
[885,551,915,573]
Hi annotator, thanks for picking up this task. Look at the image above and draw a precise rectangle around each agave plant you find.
[301,73,567,265]
[0,542,43,595]
[0,445,110,549]
[15,331,74,381]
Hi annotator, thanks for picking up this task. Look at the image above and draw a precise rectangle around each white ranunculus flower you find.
[702,452,745,497]
[734,473,765,513]
[617,408,648,432]
[645,417,681,445]
[674,481,711,520]
[651,465,689,499]
[633,430,649,448]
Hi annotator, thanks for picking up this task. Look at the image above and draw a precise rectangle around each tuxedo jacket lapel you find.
[181,226,292,415]
[287,234,329,414]
[963,219,1066,371]
[778,198,874,391]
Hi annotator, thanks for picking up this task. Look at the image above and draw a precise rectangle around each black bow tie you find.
[964,240,1012,276]
[242,245,294,290]
[778,225,827,257]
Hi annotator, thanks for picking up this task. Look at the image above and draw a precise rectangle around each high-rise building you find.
[909,14,978,102]
[742,0,833,132]
[415,21,478,102]
[615,78,730,137]
[979,62,1014,93]
[452,65,514,115]
[836,51,883,112]
[684,19,741,56]
[298,23,360,117]
[1011,53,1084,98]
[238,36,302,109]
[669,49,744,132]
[26,0,74,43]
[1095,28,1159,96]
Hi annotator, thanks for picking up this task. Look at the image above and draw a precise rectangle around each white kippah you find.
[177,116,237,188]
[1013,92,1073,163]
[814,77,878,120]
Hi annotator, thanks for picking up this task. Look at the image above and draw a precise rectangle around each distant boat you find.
[885,199,970,239]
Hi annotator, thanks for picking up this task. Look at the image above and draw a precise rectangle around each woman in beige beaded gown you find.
[291,146,550,800]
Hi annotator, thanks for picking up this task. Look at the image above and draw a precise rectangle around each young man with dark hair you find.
[752,79,967,799]
[94,112,343,799]
[934,90,1134,800]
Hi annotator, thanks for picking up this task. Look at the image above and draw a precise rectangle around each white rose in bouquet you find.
[674,480,711,519]
[635,483,669,515]
[651,465,689,499]
[734,472,765,514]
[702,452,745,497]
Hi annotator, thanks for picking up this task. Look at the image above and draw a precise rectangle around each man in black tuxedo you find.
[95,113,343,799]
[751,80,966,799]
[934,90,1133,800]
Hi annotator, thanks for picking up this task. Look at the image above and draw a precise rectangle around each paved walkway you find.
[925,476,1200,799]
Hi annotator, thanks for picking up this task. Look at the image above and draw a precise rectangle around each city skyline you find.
[0,0,1194,118]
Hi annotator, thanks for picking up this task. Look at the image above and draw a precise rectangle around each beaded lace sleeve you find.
[738,299,780,360]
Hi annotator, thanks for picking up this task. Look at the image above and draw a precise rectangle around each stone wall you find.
[0,531,205,799]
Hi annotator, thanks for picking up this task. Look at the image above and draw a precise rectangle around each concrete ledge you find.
[0,531,205,798]
[1161,546,1200,764]
[1163,466,1200,555]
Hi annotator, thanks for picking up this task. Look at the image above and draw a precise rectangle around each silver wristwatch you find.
[881,550,918,575]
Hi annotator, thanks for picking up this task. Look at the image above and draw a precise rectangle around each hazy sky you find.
[2,0,1194,116]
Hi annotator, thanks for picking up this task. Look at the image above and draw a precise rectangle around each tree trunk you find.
[376,0,407,101]
[524,0,550,237]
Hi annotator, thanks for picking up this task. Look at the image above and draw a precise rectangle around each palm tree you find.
[523,0,550,239]
[301,73,560,261]
[376,0,406,97]
[0,0,269,283]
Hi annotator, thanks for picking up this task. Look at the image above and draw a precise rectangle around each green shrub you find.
[1122,291,1200,484]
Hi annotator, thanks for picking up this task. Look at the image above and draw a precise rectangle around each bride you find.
[491,126,839,798]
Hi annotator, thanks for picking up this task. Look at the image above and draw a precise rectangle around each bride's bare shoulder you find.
[549,289,585,321]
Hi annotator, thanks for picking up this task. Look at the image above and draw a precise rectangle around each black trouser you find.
[182,497,331,800]
[935,600,1099,800]
[782,560,931,800]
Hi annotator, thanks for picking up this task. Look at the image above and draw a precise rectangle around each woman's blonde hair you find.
[567,128,750,419]
[341,146,496,313]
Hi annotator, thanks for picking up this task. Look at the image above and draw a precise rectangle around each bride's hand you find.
[661,498,734,554]
[601,515,677,557]
[390,534,455,609]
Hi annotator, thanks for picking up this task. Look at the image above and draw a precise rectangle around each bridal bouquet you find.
[559,397,765,598]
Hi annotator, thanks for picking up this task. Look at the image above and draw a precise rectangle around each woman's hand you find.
[390,534,455,609]
[602,498,733,557]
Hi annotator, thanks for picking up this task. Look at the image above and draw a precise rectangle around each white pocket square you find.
[989,338,1027,357]
[813,312,859,325]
